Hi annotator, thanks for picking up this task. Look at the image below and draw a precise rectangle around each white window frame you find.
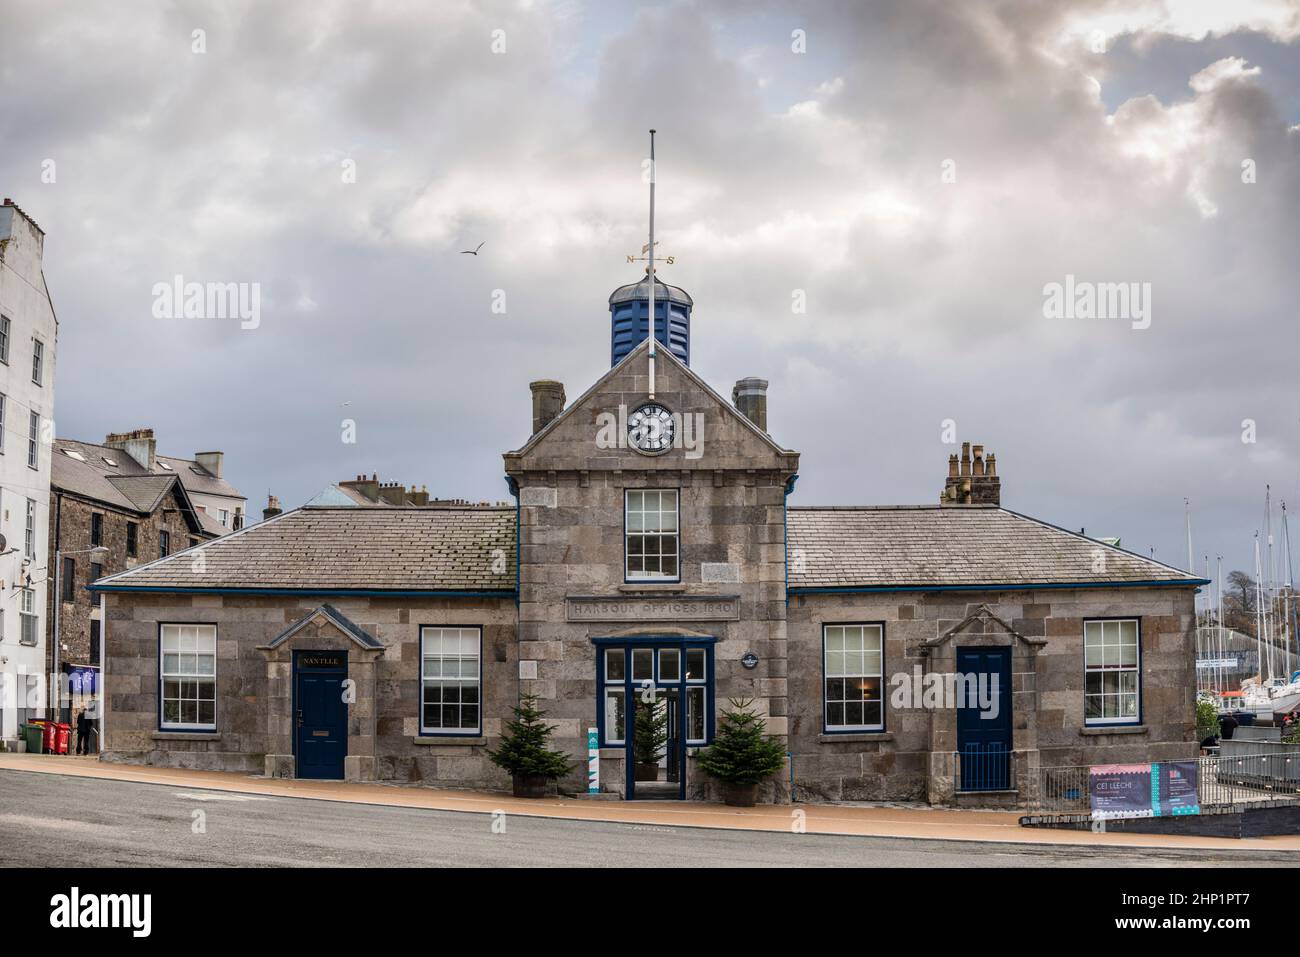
[0,392,6,452]
[32,338,43,385]
[0,314,9,363]
[24,498,35,557]
[26,412,38,469]
[160,624,217,731]
[603,648,627,745]
[625,489,680,581]
[19,588,37,646]
[823,623,885,732]
[684,649,708,745]
[419,626,482,735]
[1084,618,1141,726]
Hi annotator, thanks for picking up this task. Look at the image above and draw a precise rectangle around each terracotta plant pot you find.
[635,762,660,781]
[512,773,549,799]
[722,781,759,807]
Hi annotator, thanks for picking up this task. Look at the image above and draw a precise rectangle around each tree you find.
[633,698,669,766]
[486,694,575,779]
[1222,570,1258,635]
[695,697,787,785]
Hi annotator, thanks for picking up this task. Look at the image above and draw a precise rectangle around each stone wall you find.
[101,591,517,786]
[49,487,207,668]
[786,586,1198,803]
[505,345,798,799]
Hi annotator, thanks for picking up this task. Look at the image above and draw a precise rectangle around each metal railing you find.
[954,744,1014,793]
[1031,751,1300,813]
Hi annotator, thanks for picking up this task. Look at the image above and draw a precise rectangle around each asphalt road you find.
[0,770,1293,867]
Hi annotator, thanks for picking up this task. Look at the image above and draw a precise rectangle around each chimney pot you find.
[530,380,566,434]
[731,378,769,431]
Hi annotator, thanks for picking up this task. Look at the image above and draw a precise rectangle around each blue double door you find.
[955,647,1012,792]
[294,651,348,780]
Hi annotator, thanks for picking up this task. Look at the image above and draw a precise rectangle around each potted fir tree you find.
[633,698,669,781]
[695,697,787,807]
[486,694,576,798]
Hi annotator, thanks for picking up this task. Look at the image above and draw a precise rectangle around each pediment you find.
[920,603,1047,652]
[259,604,384,652]
[504,340,799,475]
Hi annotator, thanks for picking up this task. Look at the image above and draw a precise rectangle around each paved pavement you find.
[3,769,1296,867]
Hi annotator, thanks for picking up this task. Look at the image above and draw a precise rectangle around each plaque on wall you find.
[565,595,740,622]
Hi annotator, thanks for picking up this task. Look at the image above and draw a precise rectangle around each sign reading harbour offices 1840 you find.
[566,595,741,623]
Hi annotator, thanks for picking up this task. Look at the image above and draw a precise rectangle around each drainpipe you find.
[51,492,63,721]
[783,474,799,605]
[505,476,522,706]
[98,591,107,755]
[784,474,799,801]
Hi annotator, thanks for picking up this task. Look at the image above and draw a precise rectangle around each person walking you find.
[75,707,93,756]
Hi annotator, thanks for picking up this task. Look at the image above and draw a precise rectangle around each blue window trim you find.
[1082,616,1144,728]
[789,579,1210,596]
[90,585,517,598]
[156,621,218,733]
[820,620,888,735]
[417,624,484,738]
[592,635,717,798]
[623,486,682,584]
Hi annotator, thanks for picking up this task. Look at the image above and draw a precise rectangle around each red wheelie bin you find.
[53,723,71,755]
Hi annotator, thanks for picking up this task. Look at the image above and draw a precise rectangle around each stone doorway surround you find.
[920,604,1047,806]
[257,604,385,782]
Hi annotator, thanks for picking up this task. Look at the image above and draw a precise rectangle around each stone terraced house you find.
[90,275,1207,806]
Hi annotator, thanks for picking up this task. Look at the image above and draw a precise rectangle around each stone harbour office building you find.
[90,276,1206,805]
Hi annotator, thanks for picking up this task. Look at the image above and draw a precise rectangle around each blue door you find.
[295,651,348,780]
[955,647,1012,792]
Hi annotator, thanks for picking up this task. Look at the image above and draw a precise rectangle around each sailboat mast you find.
[1255,533,1266,687]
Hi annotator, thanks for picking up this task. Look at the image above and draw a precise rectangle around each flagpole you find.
[647,129,656,400]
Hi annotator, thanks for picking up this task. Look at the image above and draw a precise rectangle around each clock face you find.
[627,403,676,455]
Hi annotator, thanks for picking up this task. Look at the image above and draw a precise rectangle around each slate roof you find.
[787,505,1204,590]
[91,506,518,593]
[53,440,242,506]
[157,454,243,499]
[90,501,1201,596]
[106,475,178,513]
[53,439,238,537]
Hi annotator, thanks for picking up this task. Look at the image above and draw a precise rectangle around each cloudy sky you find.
[1,0,1297,581]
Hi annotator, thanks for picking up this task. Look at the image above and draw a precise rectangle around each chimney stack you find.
[941,443,1001,506]
[263,494,282,521]
[530,380,566,434]
[104,428,157,471]
[732,378,769,431]
[195,451,224,478]
[378,482,406,506]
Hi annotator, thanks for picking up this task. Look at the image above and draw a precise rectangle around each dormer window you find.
[625,489,679,581]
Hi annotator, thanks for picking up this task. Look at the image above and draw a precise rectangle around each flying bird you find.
[460,242,485,256]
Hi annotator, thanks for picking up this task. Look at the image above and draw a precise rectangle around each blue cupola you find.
[608,273,692,366]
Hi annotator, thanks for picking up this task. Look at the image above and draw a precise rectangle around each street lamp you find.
[52,545,109,722]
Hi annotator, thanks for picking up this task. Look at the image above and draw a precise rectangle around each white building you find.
[0,199,57,743]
